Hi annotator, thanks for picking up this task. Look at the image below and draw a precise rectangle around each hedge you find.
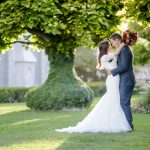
[0,87,31,103]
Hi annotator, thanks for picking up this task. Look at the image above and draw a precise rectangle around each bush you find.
[133,42,150,65]
[26,82,94,111]
[0,87,31,103]
[132,84,150,113]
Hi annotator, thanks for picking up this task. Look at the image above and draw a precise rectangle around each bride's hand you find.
[97,66,104,71]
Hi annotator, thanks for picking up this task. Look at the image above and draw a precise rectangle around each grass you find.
[0,97,150,150]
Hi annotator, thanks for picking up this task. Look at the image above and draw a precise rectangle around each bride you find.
[55,40,132,133]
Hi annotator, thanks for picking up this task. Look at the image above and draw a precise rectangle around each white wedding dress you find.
[55,53,132,133]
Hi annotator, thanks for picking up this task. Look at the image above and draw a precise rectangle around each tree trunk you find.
[26,50,94,110]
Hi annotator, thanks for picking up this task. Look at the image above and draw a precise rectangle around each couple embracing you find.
[55,32,136,133]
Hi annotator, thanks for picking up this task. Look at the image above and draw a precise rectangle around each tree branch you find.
[27,28,51,43]
[6,40,44,47]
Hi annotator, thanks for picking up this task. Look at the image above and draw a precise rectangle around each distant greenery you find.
[124,0,150,25]
[87,81,106,97]
[0,87,31,103]
[128,22,150,65]
[74,47,99,82]
[128,22,150,41]
[132,42,150,65]
[132,83,150,113]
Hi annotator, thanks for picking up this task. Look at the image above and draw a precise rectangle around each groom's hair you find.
[109,33,122,42]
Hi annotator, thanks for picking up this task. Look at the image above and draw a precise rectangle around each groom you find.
[107,33,136,131]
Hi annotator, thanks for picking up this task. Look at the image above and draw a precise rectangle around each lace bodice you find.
[101,53,117,70]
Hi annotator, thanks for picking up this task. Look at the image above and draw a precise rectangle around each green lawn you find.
[0,98,150,150]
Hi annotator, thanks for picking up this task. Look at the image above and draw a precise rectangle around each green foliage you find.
[128,22,150,41]
[26,81,107,111]
[124,0,150,25]
[0,87,31,103]
[0,0,123,110]
[132,86,150,113]
[132,42,150,65]
[26,82,93,110]
[125,22,150,65]
[141,88,150,105]
[74,47,98,81]
[0,0,123,53]
[132,79,150,114]
[87,81,106,97]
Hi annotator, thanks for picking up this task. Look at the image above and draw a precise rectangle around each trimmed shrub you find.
[132,85,150,113]
[26,51,94,111]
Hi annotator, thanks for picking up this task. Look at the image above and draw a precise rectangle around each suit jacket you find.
[111,45,136,87]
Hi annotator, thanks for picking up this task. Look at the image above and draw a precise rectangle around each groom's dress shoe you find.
[127,124,134,132]
[131,125,134,131]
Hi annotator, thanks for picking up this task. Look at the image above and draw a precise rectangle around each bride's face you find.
[107,44,112,53]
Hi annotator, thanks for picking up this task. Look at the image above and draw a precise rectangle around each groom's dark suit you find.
[111,45,136,128]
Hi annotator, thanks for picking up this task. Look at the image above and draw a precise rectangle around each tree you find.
[0,0,123,110]
[124,0,150,25]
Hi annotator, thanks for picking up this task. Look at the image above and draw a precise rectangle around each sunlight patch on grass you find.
[11,119,42,126]
[0,139,68,150]
[0,103,29,115]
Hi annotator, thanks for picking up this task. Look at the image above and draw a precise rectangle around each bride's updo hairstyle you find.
[96,40,110,69]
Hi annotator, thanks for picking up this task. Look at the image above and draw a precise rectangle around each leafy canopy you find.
[0,0,123,54]
[124,0,150,25]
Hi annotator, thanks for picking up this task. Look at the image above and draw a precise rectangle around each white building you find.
[0,43,49,87]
